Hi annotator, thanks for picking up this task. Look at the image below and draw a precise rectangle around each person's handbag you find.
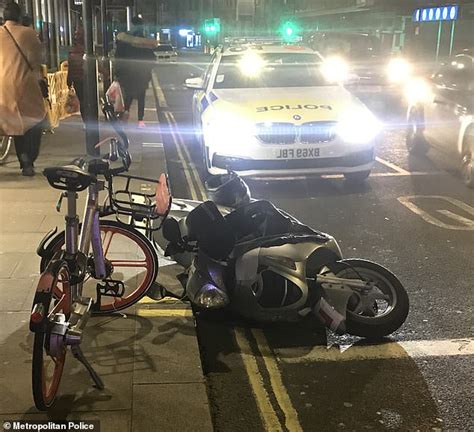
[3,26,49,98]
[65,86,80,114]
[105,80,125,113]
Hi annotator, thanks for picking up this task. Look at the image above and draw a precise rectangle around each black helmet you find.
[205,172,251,208]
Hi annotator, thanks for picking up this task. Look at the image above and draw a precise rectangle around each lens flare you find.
[337,109,382,144]
[404,78,433,105]
[320,56,349,84]
[238,52,266,78]
[387,58,412,83]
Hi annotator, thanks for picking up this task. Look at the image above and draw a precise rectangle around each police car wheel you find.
[344,170,371,183]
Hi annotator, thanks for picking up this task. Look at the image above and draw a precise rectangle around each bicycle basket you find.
[110,173,171,232]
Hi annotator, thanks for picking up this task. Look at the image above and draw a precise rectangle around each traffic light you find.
[280,21,300,42]
[204,18,221,35]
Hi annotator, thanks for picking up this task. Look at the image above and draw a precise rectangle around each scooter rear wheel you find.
[329,259,409,339]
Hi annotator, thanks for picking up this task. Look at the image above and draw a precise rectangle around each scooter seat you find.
[231,232,331,259]
[186,200,235,260]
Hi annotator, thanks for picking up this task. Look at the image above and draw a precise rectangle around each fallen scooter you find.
[155,173,409,339]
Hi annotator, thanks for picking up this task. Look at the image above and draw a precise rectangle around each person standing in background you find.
[0,2,46,176]
[115,16,157,128]
[67,26,87,124]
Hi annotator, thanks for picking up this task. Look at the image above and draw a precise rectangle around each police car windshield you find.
[214,53,331,89]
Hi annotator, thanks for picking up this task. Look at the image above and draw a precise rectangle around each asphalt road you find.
[151,53,473,432]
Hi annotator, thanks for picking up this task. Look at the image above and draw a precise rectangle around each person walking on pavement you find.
[67,26,87,124]
[115,16,156,128]
[0,2,46,176]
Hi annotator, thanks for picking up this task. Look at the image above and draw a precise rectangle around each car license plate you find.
[276,148,320,159]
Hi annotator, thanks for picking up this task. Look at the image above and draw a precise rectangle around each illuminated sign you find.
[413,5,459,22]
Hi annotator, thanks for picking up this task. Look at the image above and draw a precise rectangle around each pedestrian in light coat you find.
[0,2,46,176]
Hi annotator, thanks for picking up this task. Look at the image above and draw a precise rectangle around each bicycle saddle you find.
[43,165,96,191]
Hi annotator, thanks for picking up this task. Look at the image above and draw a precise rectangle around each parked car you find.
[154,44,178,62]
[406,49,474,187]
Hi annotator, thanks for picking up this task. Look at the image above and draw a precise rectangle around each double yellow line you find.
[235,328,303,432]
[152,70,303,432]
[163,110,207,201]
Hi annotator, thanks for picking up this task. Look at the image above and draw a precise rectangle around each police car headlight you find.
[204,113,255,148]
[387,58,412,83]
[337,109,382,144]
[320,56,350,84]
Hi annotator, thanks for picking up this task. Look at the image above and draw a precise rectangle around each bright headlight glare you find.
[238,52,266,78]
[337,109,382,144]
[404,78,433,105]
[204,113,255,148]
[387,58,412,83]
[320,56,349,83]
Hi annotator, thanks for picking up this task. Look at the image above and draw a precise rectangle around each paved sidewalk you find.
[0,90,213,431]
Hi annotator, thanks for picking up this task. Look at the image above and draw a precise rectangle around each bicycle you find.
[0,135,12,164]
[30,100,172,410]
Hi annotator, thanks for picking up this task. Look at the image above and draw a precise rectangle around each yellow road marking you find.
[252,329,303,432]
[234,328,283,432]
[138,296,184,305]
[167,111,208,200]
[153,68,202,201]
[152,71,168,108]
[163,111,199,200]
[136,308,193,317]
[277,338,474,364]
[375,156,410,174]
[152,68,208,201]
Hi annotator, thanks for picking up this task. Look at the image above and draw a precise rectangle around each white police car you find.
[185,44,381,180]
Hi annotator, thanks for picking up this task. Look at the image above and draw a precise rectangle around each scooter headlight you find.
[196,283,230,309]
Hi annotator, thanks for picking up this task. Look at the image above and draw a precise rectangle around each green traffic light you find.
[281,21,299,41]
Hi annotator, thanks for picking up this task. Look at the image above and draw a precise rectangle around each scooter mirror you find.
[163,217,182,243]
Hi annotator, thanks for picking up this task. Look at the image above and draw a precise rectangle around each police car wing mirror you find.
[185,77,204,90]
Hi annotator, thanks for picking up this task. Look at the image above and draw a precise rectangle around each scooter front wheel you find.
[329,259,409,339]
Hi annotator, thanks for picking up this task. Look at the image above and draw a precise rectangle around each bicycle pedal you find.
[96,279,125,298]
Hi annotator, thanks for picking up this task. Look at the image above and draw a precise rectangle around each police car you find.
[185,43,381,180]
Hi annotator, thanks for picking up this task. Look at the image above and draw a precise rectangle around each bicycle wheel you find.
[41,220,159,314]
[32,263,71,410]
[0,136,12,163]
